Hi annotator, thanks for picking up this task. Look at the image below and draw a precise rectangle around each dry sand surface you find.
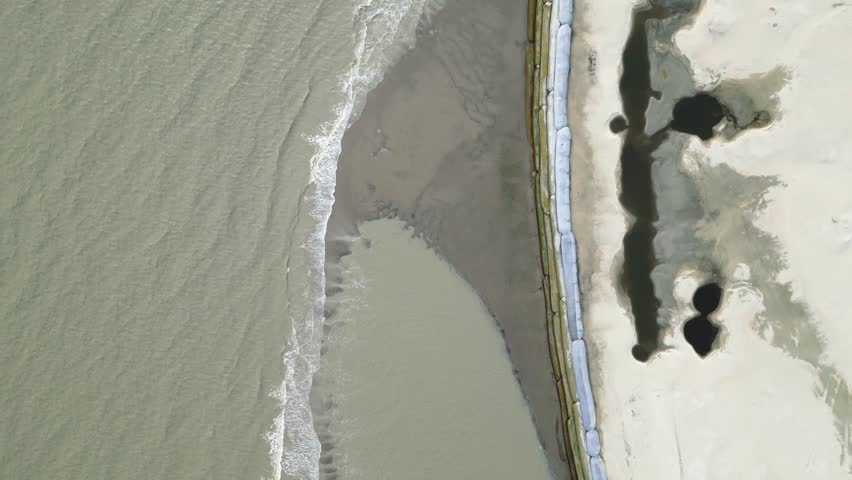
[317,0,569,477]
[571,0,852,478]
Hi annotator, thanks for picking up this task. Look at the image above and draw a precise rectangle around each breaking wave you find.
[263,0,435,478]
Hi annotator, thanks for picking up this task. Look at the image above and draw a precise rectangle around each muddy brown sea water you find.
[0,1,432,479]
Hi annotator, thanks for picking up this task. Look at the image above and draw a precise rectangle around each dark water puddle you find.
[615,2,788,363]
[671,93,724,140]
[616,2,726,361]
[609,115,628,134]
[683,317,719,356]
[684,282,722,356]
[616,4,672,362]
[692,282,722,314]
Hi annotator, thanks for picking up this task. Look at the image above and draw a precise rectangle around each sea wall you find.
[526,1,607,478]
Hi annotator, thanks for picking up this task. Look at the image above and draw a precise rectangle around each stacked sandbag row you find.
[547,2,608,479]
[527,0,607,479]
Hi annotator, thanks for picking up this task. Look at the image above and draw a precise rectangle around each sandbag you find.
[558,0,574,25]
[586,429,601,457]
[546,94,558,194]
[552,26,571,120]
[561,233,583,340]
[547,93,556,169]
[571,339,597,431]
[590,456,607,480]
[547,2,560,92]
[554,127,572,234]
[552,26,571,129]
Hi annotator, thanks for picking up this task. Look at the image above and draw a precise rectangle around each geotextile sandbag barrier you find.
[571,339,597,432]
[530,0,607,477]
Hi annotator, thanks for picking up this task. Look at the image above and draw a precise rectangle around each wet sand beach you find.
[570,0,852,477]
[315,0,568,477]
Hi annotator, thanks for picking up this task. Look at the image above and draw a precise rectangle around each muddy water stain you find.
[616,0,721,361]
[616,4,673,361]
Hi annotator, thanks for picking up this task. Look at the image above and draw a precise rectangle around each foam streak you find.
[262,1,429,479]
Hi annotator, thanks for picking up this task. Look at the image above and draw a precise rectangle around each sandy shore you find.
[571,0,852,478]
[315,0,569,477]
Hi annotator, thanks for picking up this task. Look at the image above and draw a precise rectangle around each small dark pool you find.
[684,282,723,357]
[671,93,724,140]
[692,282,722,314]
[609,115,628,133]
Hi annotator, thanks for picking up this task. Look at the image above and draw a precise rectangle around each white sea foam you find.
[263,1,432,479]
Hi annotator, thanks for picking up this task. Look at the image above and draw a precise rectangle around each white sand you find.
[676,0,852,383]
[572,0,852,478]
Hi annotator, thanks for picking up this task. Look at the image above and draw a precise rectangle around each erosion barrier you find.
[525,1,607,478]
